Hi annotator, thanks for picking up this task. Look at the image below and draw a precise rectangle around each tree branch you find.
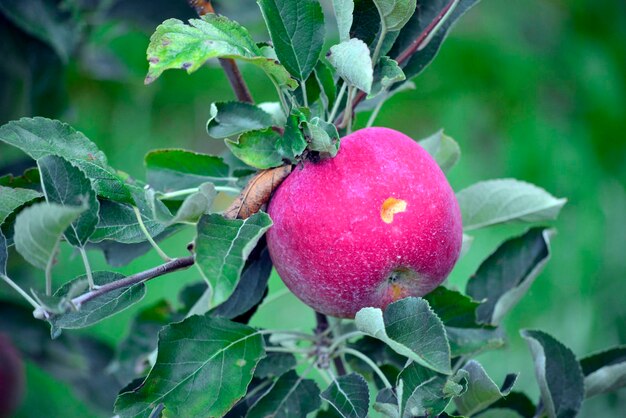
[334,0,458,126]
[188,0,254,103]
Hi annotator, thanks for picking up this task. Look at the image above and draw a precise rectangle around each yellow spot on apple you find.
[390,283,404,300]
[381,197,407,223]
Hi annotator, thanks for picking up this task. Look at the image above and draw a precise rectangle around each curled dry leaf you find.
[224,165,292,220]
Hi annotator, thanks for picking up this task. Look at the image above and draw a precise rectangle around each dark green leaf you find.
[446,326,506,357]
[373,387,399,418]
[321,372,370,418]
[0,167,40,189]
[372,0,417,31]
[14,202,85,269]
[225,128,284,169]
[195,212,273,306]
[350,0,381,46]
[110,300,178,385]
[38,155,99,246]
[0,302,123,412]
[314,61,337,111]
[0,0,81,62]
[0,117,130,202]
[466,227,553,325]
[257,0,325,81]
[304,117,341,158]
[255,351,297,379]
[90,199,165,244]
[398,362,466,417]
[145,149,231,192]
[278,108,309,162]
[328,39,373,93]
[349,336,406,372]
[247,370,321,418]
[370,56,405,97]
[48,271,146,336]
[424,287,481,328]
[145,14,296,88]
[418,130,460,172]
[0,185,43,226]
[207,102,274,139]
[395,0,481,80]
[210,239,273,322]
[454,360,517,416]
[0,231,7,276]
[115,315,264,418]
[457,179,566,231]
[333,0,355,42]
[355,297,451,374]
[521,330,584,418]
[579,346,626,398]
[489,391,536,418]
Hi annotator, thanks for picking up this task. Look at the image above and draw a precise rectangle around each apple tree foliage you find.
[0,1,624,417]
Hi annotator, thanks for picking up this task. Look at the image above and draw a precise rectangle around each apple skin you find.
[267,127,463,318]
[0,334,25,418]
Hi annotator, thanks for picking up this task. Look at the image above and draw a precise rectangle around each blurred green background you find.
[1,0,625,416]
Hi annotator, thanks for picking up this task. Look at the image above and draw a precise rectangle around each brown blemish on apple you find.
[381,197,407,223]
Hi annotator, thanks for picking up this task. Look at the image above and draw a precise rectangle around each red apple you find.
[267,127,463,318]
[0,334,25,418]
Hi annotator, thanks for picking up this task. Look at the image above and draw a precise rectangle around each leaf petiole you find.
[338,347,393,389]
[133,206,171,261]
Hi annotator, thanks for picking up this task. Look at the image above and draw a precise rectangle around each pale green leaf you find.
[247,370,321,418]
[373,0,417,31]
[14,202,85,270]
[168,183,217,225]
[370,56,405,97]
[580,346,626,398]
[320,373,370,418]
[355,297,451,374]
[225,128,284,169]
[454,360,517,416]
[333,0,355,42]
[0,185,43,226]
[195,212,272,306]
[0,117,130,202]
[304,117,341,158]
[418,130,460,172]
[90,200,165,244]
[114,315,264,418]
[38,155,99,247]
[457,179,566,231]
[328,39,373,93]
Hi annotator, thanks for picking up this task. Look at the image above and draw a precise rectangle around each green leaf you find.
[145,149,231,192]
[372,0,417,31]
[168,183,217,225]
[38,155,99,247]
[355,297,451,375]
[225,128,284,169]
[195,212,273,306]
[373,387,400,418]
[207,102,275,139]
[418,130,460,172]
[0,167,40,189]
[256,0,325,81]
[14,202,85,270]
[210,239,273,322]
[370,56,405,97]
[0,185,43,226]
[398,362,466,417]
[0,117,130,202]
[278,108,309,163]
[321,373,370,418]
[478,410,524,418]
[48,271,146,337]
[255,347,297,379]
[304,117,341,158]
[521,330,584,418]
[145,14,296,88]
[0,0,81,62]
[115,315,264,418]
[247,370,321,418]
[446,326,506,357]
[466,227,553,325]
[398,0,480,81]
[454,360,517,416]
[314,61,338,111]
[90,200,165,244]
[457,179,566,231]
[327,39,373,93]
[489,391,536,418]
[423,287,481,329]
[110,300,178,385]
[580,346,626,398]
[332,0,355,42]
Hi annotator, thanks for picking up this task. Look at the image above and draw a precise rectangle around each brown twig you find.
[334,0,458,126]
[188,0,254,103]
